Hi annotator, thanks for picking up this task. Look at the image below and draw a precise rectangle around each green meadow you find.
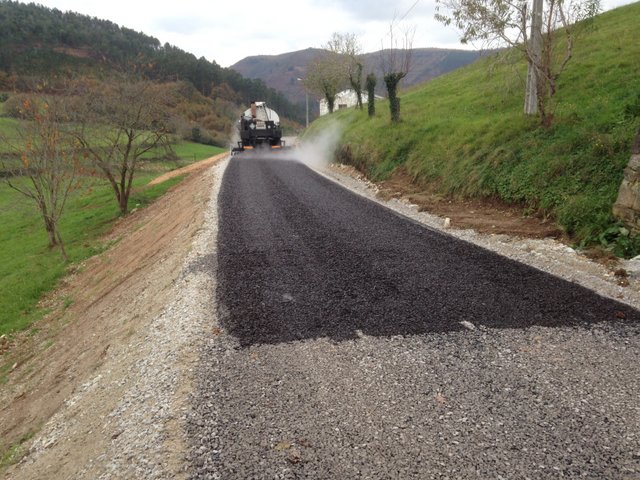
[0,140,224,336]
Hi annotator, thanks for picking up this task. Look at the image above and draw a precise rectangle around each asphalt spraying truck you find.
[231,101,285,153]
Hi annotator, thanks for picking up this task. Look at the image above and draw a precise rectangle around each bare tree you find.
[1,96,81,261]
[326,33,365,110]
[72,80,173,214]
[380,21,415,123]
[435,0,601,127]
[304,32,366,115]
[304,50,346,115]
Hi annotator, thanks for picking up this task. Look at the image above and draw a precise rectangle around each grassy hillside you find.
[0,143,224,337]
[308,2,640,254]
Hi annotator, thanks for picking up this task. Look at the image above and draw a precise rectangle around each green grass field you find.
[0,117,20,151]
[172,141,224,161]
[0,141,224,336]
[307,2,640,254]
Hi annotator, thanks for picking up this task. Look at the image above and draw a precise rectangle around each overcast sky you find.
[31,0,636,67]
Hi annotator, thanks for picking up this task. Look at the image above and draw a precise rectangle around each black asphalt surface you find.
[216,155,639,346]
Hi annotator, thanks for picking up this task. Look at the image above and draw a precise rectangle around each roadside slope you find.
[1,156,225,478]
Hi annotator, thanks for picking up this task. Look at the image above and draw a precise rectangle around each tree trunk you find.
[121,159,137,215]
[55,227,68,262]
[119,191,129,214]
[366,74,377,118]
[39,201,58,247]
[350,63,364,110]
[44,216,57,247]
[326,93,335,114]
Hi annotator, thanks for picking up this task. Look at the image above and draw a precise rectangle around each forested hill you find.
[0,0,303,122]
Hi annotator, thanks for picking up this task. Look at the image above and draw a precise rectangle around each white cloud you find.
[310,0,436,21]
[154,15,213,35]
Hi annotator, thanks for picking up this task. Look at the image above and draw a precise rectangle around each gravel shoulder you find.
[321,163,640,311]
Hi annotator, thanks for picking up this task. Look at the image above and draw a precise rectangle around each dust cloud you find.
[229,128,240,151]
[282,122,343,168]
[228,121,343,167]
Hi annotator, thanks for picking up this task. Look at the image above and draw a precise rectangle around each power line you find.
[400,0,420,21]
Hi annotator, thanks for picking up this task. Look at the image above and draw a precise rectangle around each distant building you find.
[319,89,383,116]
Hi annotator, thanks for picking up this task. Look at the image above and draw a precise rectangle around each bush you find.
[2,94,27,117]
[191,125,202,143]
[581,223,640,258]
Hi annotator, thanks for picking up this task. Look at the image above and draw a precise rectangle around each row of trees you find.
[303,24,414,123]
[2,80,172,260]
[303,0,600,128]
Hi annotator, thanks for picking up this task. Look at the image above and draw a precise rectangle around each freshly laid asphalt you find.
[188,154,640,479]
[216,156,637,345]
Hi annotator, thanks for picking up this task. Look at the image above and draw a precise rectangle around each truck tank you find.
[232,101,284,153]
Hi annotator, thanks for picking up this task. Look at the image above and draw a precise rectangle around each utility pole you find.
[524,0,543,115]
[297,77,309,128]
[305,91,309,128]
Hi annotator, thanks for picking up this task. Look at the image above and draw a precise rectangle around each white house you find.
[319,89,383,116]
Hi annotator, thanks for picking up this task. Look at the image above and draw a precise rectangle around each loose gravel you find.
[76,161,226,478]
[187,156,640,479]
[190,326,639,479]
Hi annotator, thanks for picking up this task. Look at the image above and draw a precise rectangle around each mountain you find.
[231,47,487,107]
[231,48,323,105]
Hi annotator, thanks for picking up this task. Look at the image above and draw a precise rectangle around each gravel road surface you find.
[188,154,640,479]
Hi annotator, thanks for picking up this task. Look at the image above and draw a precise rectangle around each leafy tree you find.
[435,0,601,127]
[0,1,306,124]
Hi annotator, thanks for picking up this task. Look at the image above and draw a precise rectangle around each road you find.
[188,154,640,479]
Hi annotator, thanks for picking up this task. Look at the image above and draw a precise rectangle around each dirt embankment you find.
[148,152,228,186]
[0,155,224,478]
[333,165,564,240]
